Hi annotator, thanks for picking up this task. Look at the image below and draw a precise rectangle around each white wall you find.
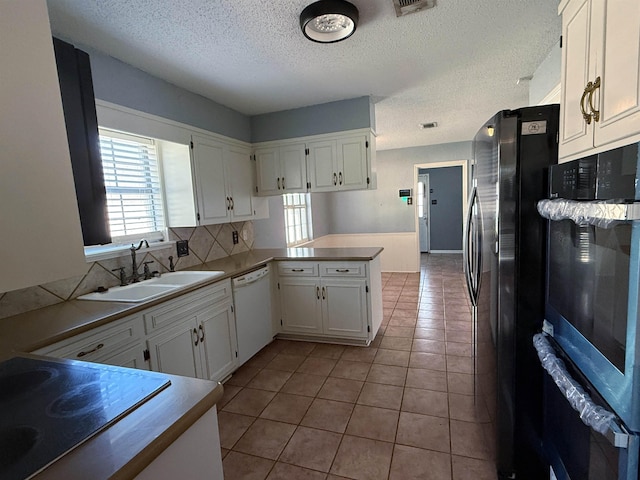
[529,40,561,106]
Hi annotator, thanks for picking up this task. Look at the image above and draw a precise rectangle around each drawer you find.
[144,280,231,333]
[34,315,144,362]
[320,262,367,277]
[277,262,318,277]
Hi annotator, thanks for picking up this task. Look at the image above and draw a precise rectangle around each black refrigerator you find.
[464,104,559,479]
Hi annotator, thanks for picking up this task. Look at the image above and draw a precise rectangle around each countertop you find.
[0,247,383,357]
[21,355,224,480]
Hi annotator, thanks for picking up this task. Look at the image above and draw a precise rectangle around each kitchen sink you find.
[78,283,179,303]
[77,270,225,302]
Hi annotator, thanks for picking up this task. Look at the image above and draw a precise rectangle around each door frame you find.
[417,173,431,253]
[413,160,469,254]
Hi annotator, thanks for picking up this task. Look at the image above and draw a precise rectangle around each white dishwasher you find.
[232,265,273,366]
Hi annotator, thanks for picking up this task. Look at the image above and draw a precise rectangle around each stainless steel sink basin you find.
[149,270,225,286]
[77,270,225,302]
[78,283,179,303]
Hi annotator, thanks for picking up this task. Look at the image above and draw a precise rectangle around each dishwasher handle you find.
[233,266,269,287]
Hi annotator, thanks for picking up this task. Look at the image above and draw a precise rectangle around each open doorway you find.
[414,160,468,256]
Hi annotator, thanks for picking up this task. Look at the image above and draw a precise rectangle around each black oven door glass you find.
[548,220,631,372]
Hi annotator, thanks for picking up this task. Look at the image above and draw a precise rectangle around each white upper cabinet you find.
[559,0,640,161]
[308,135,372,192]
[162,134,258,226]
[255,143,307,196]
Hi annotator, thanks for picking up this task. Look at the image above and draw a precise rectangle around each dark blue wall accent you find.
[250,96,373,143]
[420,166,463,250]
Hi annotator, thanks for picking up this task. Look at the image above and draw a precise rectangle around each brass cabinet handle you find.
[199,324,205,343]
[333,173,337,186]
[316,286,320,299]
[581,82,593,125]
[589,76,601,122]
[322,286,326,300]
[339,172,343,185]
[277,177,281,190]
[77,343,104,358]
[193,328,199,346]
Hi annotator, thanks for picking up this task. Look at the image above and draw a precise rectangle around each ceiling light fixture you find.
[300,0,359,44]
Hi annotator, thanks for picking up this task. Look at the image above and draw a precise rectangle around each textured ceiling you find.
[46,0,561,150]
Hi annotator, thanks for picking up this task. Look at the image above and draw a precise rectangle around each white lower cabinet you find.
[144,280,237,382]
[277,259,381,344]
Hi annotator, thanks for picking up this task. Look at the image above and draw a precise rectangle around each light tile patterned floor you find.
[217,254,497,480]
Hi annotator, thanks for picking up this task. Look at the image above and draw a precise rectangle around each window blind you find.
[99,129,165,240]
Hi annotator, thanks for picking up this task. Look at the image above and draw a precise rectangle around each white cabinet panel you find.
[338,136,369,190]
[280,278,322,334]
[322,279,368,339]
[226,144,255,220]
[147,319,203,378]
[255,143,307,195]
[200,302,237,382]
[308,140,338,192]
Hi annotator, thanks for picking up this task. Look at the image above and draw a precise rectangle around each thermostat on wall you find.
[399,189,412,198]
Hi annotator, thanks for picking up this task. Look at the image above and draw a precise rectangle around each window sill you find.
[84,241,175,262]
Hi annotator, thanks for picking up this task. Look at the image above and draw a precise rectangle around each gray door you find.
[418,174,430,252]
[421,166,463,251]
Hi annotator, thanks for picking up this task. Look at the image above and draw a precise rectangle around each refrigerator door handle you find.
[464,186,481,306]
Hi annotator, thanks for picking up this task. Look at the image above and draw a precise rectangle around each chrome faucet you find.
[130,239,149,283]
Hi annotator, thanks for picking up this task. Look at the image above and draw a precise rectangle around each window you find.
[283,193,312,246]
[99,129,165,242]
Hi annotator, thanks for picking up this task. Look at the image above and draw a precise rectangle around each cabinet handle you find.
[230,197,234,210]
[589,76,601,122]
[292,268,305,272]
[193,328,199,346]
[581,81,597,125]
[277,177,281,190]
[317,286,320,299]
[199,324,205,343]
[282,177,285,190]
[226,197,231,210]
[77,343,104,358]
[336,269,350,273]
[322,286,326,300]
[333,173,337,186]
[339,172,343,185]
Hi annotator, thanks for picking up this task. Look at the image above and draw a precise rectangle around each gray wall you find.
[251,96,374,143]
[325,142,472,234]
[74,43,253,142]
[529,40,561,106]
[420,166,463,250]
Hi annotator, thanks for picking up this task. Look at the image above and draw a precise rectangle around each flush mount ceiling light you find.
[300,0,359,43]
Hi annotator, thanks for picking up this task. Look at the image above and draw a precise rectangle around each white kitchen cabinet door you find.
[255,147,281,195]
[559,0,640,160]
[559,0,595,158]
[191,135,230,224]
[147,318,204,379]
[199,301,238,382]
[592,0,640,148]
[308,140,338,192]
[321,279,368,339]
[337,136,369,191]
[226,144,255,220]
[280,143,308,192]
[279,278,323,334]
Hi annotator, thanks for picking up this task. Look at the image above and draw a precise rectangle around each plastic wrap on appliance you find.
[537,198,640,228]
[533,333,616,434]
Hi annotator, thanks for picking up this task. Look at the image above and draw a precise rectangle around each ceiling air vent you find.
[392,0,436,17]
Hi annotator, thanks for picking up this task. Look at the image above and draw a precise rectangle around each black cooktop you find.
[0,356,170,480]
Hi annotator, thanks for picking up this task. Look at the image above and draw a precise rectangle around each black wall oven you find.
[537,143,640,480]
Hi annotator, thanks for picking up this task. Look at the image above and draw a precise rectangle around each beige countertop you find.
[0,247,383,357]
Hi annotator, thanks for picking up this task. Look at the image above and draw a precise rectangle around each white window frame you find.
[283,193,313,246]
[98,128,166,245]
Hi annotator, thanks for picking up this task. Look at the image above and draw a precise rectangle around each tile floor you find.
[217,254,497,480]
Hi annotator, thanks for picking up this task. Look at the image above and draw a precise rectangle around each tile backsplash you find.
[0,222,254,320]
